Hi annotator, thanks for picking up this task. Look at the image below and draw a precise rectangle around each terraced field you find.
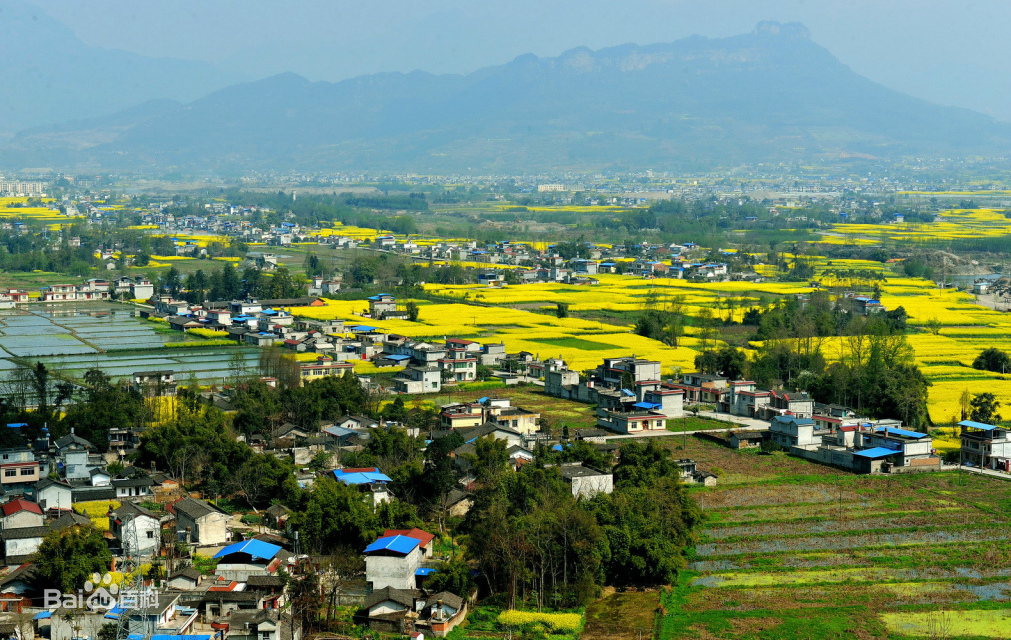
[656,438,1011,639]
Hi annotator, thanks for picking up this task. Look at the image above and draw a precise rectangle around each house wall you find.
[179,512,230,546]
[1,510,43,529]
[116,517,161,556]
[365,549,422,590]
[5,536,43,557]
[215,561,271,583]
[50,611,107,640]
[63,451,91,480]
[569,474,613,499]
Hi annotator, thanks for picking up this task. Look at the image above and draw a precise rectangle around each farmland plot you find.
[658,439,1011,639]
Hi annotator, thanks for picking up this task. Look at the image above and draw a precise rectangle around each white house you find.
[364,534,423,590]
[109,502,161,557]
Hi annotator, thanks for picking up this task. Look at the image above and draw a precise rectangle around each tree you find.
[33,525,112,592]
[405,300,420,322]
[424,559,474,595]
[555,302,569,318]
[970,392,1001,424]
[925,317,942,336]
[973,347,1011,374]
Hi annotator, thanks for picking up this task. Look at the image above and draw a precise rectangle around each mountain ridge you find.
[6,21,1010,173]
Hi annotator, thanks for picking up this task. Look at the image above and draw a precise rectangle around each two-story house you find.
[959,420,1011,470]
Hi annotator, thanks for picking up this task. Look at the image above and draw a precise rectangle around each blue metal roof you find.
[213,539,282,561]
[333,469,391,485]
[959,420,1000,431]
[383,354,411,361]
[349,325,378,332]
[853,447,900,459]
[772,415,815,426]
[633,401,660,410]
[364,534,420,555]
[620,388,635,397]
[323,425,358,438]
[7,423,26,428]
[874,426,928,439]
[33,612,51,620]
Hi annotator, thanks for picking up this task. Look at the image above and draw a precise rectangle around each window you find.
[20,468,33,476]
[3,469,16,477]
[147,531,155,539]
[261,633,271,640]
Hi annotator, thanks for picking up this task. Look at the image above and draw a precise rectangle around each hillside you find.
[0,0,241,133]
[7,21,1011,172]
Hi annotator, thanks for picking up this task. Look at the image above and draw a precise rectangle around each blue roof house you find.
[212,539,284,582]
[364,534,423,590]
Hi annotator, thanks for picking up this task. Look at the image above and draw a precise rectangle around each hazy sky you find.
[35,0,1011,121]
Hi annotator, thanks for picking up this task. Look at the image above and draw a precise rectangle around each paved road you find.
[956,464,1011,481]
[695,411,770,430]
[603,424,767,440]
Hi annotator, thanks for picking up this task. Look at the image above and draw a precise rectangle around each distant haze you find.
[33,0,1011,122]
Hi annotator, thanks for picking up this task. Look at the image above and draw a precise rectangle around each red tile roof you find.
[382,527,435,549]
[1,499,42,517]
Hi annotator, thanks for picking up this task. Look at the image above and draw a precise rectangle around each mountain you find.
[7,21,1011,173]
[0,1,242,133]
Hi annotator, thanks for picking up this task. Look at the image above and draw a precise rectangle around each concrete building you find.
[395,366,442,394]
[213,539,285,582]
[173,497,230,546]
[959,420,1011,470]
[364,534,424,590]
[109,502,161,557]
[557,463,613,499]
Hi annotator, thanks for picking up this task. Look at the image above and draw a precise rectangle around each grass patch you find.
[527,336,616,351]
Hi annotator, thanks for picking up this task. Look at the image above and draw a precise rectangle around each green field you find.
[651,437,1011,639]
[528,336,618,351]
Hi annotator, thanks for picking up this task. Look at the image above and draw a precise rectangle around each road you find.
[956,464,1011,481]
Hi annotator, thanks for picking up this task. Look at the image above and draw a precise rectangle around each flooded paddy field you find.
[0,302,254,382]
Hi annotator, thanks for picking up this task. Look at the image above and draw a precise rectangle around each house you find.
[359,586,422,635]
[456,423,524,448]
[1,525,48,565]
[54,432,95,481]
[109,502,161,557]
[173,497,230,546]
[212,609,289,640]
[486,404,541,435]
[422,591,468,637]
[299,357,354,384]
[959,420,1011,470]
[0,449,39,497]
[0,499,43,530]
[132,371,178,397]
[556,464,613,498]
[212,539,284,582]
[30,478,72,511]
[112,475,154,499]
[364,535,424,590]
[768,416,823,448]
[395,366,442,395]
[381,528,436,559]
[369,294,406,320]
[332,468,393,508]
[89,468,111,487]
[596,410,667,434]
[729,431,765,449]
[167,567,204,590]
[439,403,485,430]
[851,426,936,473]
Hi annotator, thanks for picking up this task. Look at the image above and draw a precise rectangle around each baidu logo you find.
[44,572,158,611]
